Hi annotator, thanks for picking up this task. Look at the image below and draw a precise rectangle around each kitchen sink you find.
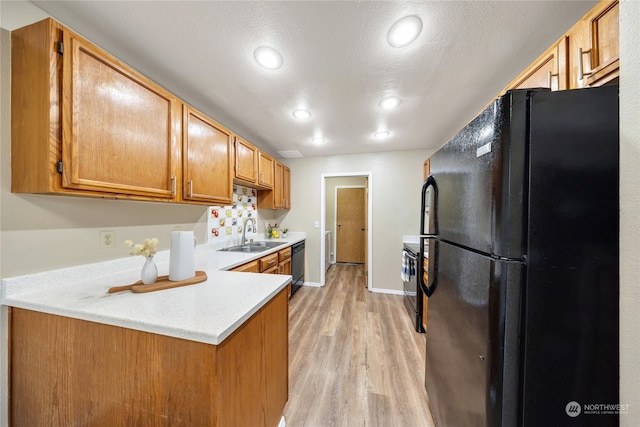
[217,241,288,253]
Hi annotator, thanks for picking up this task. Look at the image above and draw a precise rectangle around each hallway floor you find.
[283,264,435,426]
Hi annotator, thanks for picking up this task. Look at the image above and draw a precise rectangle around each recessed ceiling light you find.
[374,131,390,139]
[379,96,401,109]
[293,109,312,119]
[387,15,423,48]
[254,46,283,70]
[311,136,325,144]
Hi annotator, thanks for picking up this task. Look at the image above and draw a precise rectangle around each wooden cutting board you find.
[108,271,207,294]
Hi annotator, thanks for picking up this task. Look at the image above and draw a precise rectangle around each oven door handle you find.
[402,249,417,261]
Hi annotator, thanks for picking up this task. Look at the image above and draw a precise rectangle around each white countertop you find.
[1,234,305,345]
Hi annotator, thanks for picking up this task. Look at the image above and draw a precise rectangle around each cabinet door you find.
[183,105,233,205]
[61,32,179,199]
[505,37,568,92]
[570,0,619,88]
[235,137,258,183]
[273,162,284,209]
[283,165,291,210]
[258,151,274,189]
[279,257,291,275]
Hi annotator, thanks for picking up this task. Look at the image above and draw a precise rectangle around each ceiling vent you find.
[277,150,304,159]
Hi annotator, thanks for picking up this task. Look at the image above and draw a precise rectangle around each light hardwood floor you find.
[283,264,435,426]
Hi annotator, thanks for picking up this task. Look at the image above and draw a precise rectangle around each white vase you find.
[141,255,158,285]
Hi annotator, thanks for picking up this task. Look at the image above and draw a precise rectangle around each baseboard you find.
[370,287,404,296]
[302,281,321,288]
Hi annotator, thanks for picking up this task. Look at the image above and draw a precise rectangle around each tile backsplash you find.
[208,185,259,246]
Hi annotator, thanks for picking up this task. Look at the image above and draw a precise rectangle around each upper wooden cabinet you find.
[502,0,618,94]
[12,18,181,201]
[182,105,233,205]
[234,136,258,184]
[504,37,569,92]
[233,136,274,190]
[257,161,291,210]
[258,151,275,188]
[282,165,291,209]
[568,0,619,88]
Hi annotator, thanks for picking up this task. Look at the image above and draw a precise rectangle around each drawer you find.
[259,253,279,272]
[230,260,259,273]
[278,246,292,261]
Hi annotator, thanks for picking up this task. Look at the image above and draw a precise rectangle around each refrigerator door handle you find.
[418,237,438,297]
[421,175,439,236]
[420,175,439,297]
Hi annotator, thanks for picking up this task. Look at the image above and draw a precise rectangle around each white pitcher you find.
[169,231,197,281]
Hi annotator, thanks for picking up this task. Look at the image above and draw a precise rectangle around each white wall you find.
[283,150,432,292]
[619,0,640,423]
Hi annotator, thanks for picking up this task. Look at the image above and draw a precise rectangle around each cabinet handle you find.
[255,171,258,181]
[188,180,193,197]
[547,71,559,90]
[171,176,176,195]
[578,47,592,81]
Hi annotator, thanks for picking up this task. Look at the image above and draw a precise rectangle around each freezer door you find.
[425,241,522,427]
[428,90,529,258]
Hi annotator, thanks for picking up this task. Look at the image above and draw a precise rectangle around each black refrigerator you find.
[419,85,619,427]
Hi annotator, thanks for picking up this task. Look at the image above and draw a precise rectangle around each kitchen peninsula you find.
[1,237,303,426]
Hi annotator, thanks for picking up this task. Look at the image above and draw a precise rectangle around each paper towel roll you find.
[169,231,196,281]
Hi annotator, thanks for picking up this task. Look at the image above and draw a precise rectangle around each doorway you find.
[320,172,372,290]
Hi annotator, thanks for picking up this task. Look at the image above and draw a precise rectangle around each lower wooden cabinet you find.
[230,246,294,296]
[9,290,289,426]
[259,253,279,272]
[230,259,259,273]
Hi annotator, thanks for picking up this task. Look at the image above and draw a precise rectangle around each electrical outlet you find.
[101,231,115,249]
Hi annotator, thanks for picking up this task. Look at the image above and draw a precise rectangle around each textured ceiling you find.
[29,0,597,158]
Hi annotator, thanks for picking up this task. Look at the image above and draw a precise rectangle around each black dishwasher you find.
[291,240,305,296]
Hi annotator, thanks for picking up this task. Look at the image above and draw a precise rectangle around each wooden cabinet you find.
[503,37,569,92]
[182,105,233,205]
[257,161,291,210]
[229,245,294,296]
[234,136,274,190]
[10,290,289,426]
[568,0,619,88]
[278,247,292,275]
[502,0,618,93]
[258,151,275,188]
[229,259,260,273]
[234,136,259,184]
[259,252,279,273]
[11,18,181,202]
[283,165,291,209]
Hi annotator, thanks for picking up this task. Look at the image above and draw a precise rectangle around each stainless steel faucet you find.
[241,217,256,246]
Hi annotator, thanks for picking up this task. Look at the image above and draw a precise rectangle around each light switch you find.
[314,221,320,229]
